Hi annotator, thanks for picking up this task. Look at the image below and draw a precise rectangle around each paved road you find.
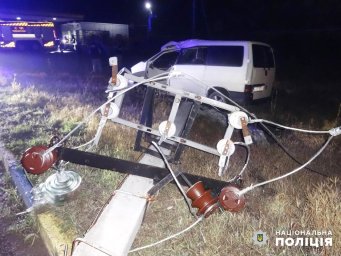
[0,50,103,75]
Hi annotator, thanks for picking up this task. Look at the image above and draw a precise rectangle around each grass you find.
[0,73,141,239]
[131,131,340,255]
[0,71,340,256]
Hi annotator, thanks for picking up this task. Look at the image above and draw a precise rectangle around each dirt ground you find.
[0,163,48,256]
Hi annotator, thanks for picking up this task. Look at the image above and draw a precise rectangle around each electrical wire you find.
[176,71,335,177]
[41,72,170,174]
[72,238,114,256]
[43,73,170,156]
[129,216,204,253]
[151,141,195,215]
[16,206,34,216]
[74,220,207,256]
[221,154,230,176]
[133,142,205,253]
[72,138,96,150]
[253,122,329,177]
[250,119,331,134]
[171,71,242,111]
[238,136,334,195]
[233,142,250,177]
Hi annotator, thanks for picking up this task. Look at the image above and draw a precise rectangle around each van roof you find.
[161,39,270,51]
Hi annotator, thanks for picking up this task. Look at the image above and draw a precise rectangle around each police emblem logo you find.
[252,230,268,246]
[257,233,263,242]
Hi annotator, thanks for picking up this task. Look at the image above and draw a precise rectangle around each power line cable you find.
[179,71,336,177]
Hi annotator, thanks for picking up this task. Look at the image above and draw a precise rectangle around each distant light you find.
[52,17,57,21]
[16,17,21,20]
[145,2,152,10]
[44,41,55,47]
[0,41,15,48]
[13,34,35,38]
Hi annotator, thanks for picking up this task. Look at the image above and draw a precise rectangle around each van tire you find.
[207,89,230,104]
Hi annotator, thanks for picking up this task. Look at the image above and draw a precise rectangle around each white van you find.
[132,39,275,104]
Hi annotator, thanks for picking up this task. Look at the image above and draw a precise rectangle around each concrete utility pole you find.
[192,0,196,36]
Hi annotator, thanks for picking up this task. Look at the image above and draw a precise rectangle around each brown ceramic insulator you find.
[21,146,57,175]
[109,57,118,84]
[197,197,219,218]
[111,65,118,84]
[219,186,246,212]
[186,181,219,218]
[191,190,213,209]
[186,181,206,199]
[240,117,250,138]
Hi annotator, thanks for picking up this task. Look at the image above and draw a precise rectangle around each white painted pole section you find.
[72,92,190,256]
[72,150,169,256]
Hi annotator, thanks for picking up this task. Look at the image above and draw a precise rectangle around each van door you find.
[250,44,275,100]
[170,47,206,95]
[203,45,247,95]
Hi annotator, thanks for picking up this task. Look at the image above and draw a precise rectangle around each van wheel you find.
[208,91,229,104]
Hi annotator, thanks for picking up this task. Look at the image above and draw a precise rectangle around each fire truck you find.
[0,21,56,50]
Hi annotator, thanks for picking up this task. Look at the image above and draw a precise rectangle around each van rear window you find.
[252,44,274,68]
[206,46,244,67]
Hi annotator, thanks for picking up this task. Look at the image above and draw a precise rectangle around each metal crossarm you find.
[58,147,229,194]
[124,73,240,113]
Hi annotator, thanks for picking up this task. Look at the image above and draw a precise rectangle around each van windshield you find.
[206,46,244,67]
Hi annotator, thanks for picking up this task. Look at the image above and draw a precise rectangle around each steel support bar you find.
[58,147,229,194]
[134,87,155,151]
[224,124,235,140]
[113,117,219,156]
[124,73,240,113]
[173,102,201,162]
[168,94,182,123]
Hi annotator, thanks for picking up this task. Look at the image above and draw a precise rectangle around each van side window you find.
[152,51,179,70]
[177,47,206,65]
[252,45,274,68]
[206,46,244,67]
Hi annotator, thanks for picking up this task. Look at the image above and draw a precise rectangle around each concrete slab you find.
[72,150,169,256]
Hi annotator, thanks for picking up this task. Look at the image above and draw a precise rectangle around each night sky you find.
[2,0,341,82]
[2,0,341,38]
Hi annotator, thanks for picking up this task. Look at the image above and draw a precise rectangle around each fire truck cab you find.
[0,21,56,51]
